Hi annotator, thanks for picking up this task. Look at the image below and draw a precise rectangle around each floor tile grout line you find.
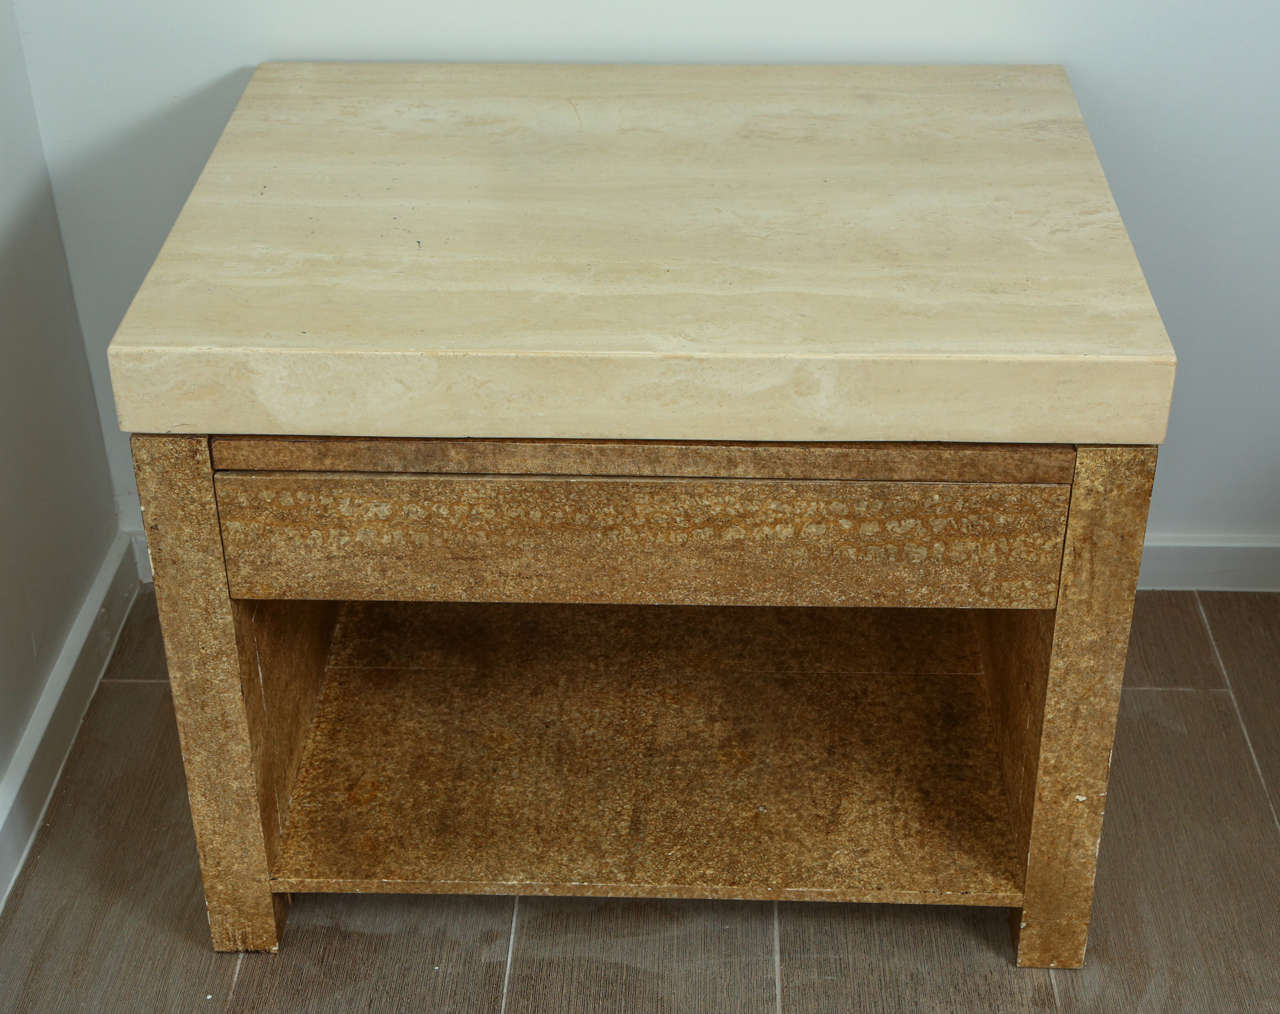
[772,900,783,1014]
[227,953,244,1006]
[1195,592,1280,835]
[499,896,519,1014]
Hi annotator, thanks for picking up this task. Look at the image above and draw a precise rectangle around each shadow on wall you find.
[59,67,256,527]
[0,179,115,757]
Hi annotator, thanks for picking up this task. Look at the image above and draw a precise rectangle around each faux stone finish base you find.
[133,436,1156,967]
[273,602,1024,905]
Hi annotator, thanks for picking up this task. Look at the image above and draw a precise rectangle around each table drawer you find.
[215,471,1068,608]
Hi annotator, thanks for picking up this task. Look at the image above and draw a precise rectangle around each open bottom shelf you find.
[271,602,1025,907]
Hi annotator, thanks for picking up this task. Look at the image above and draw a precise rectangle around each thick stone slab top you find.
[109,63,1174,443]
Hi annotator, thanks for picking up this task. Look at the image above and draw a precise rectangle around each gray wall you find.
[10,1,1280,580]
[0,0,116,777]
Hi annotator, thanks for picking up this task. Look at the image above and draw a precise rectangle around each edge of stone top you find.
[110,343,1175,444]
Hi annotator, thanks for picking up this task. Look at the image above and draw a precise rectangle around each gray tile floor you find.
[1,590,1278,1012]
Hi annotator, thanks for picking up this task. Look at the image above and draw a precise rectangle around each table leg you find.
[132,435,283,951]
[1013,445,1157,967]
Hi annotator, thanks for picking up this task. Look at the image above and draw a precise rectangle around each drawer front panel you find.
[216,472,1069,608]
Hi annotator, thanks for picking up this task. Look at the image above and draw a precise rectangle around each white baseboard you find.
[0,533,138,912]
[1139,536,1280,591]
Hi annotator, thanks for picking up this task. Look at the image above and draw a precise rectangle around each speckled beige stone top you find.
[108,63,1175,443]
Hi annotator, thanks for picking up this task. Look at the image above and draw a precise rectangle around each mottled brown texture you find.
[1124,591,1223,689]
[1013,446,1157,968]
[216,472,1069,609]
[131,434,283,951]
[235,599,338,868]
[975,610,1055,864]
[129,433,1163,964]
[210,436,1078,484]
[271,602,1023,906]
[327,600,984,675]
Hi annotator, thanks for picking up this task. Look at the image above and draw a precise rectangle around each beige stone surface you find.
[109,63,1174,443]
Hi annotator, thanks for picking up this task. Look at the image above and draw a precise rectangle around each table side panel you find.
[209,437,1077,484]
[215,472,1069,609]
[1015,445,1158,967]
[130,435,283,950]
[235,599,338,869]
[976,609,1056,876]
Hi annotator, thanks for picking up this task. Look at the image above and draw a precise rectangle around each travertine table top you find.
[108,63,1175,443]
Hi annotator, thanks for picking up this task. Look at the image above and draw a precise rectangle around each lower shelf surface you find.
[271,602,1024,907]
